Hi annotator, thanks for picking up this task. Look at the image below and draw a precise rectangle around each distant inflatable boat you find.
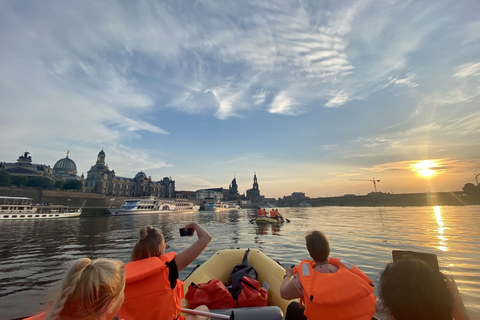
[255,216,285,224]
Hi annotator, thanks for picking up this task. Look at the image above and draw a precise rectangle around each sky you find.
[1,0,480,199]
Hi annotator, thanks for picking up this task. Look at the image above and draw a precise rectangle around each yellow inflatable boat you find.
[182,248,297,317]
[254,216,285,224]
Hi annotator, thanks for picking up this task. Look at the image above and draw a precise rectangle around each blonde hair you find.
[46,258,125,320]
[305,230,330,262]
[131,225,164,261]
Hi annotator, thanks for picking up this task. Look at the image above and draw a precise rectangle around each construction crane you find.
[349,177,381,193]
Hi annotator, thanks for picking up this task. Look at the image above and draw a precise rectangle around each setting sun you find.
[413,160,438,178]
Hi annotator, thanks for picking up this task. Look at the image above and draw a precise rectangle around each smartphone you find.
[179,228,194,237]
[392,250,439,272]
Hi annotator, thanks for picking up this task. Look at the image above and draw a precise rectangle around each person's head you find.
[131,225,165,261]
[46,258,125,320]
[379,257,453,320]
[305,230,330,263]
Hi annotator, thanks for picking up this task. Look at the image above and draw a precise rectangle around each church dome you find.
[54,157,77,172]
[135,171,147,180]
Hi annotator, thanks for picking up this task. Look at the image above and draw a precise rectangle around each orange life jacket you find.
[119,252,185,320]
[294,258,376,320]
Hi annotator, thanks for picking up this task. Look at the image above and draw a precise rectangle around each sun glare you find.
[413,160,438,178]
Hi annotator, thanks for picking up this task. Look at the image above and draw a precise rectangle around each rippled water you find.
[1,206,479,319]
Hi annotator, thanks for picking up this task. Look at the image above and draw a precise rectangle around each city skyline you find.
[1,1,479,198]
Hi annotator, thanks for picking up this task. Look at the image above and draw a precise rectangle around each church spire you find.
[253,172,258,190]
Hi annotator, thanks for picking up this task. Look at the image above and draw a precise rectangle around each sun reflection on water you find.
[434,206,448,251]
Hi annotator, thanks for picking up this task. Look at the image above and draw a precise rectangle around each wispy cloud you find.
[454,61,480,78]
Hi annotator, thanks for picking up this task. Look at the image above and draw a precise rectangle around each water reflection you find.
[433,206,447,252]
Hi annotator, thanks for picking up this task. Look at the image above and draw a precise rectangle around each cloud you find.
[454,61,480,78]
[382,74,419,89]
[269,91,301,115]
[325,91,350,107]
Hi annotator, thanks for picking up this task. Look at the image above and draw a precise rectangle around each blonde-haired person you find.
[280,230,376,320]
[119,222,211,320]
[24,258,125,320]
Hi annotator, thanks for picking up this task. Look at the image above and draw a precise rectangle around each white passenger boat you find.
[203,201,240,211]
[109,196,200,216]
[0,196,82,219]
[215,201,241,211]
[203,201,217,211]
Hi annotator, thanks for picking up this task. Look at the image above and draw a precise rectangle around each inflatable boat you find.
[254,216,285,224]
[182,248,297,319]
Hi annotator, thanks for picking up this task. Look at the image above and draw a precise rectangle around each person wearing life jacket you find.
[270,209,277,218]
[257,208,264,216]
[119,222,211,320]
[24,258,125,320]
[280,230,376,320]
[262,209,268,216]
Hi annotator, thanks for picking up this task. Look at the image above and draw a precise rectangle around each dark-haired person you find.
[119,222,211,320]
[280,230,376,320]
[379,257,472,320]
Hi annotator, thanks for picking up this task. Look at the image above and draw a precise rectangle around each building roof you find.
[53,157,77,172]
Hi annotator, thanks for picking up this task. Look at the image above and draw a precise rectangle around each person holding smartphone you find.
[379,256,472,320]
[119,222,211,320]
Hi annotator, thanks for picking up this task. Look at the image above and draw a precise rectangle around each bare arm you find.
[175,222,211,272]
[443,274,472,320]
[280,266,302,300]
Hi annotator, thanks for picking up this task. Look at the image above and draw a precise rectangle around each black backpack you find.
[230,248,258,299]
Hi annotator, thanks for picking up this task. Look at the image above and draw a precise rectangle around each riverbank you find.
[278,192,480,207]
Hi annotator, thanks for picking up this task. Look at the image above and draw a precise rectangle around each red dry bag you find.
[185,279,237,310]
[237,276,268,308]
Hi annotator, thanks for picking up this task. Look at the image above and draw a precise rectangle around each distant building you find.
[53,151,84,182]
[196,188,224,200]
[176,190,197,200]
[0,152,55,182]
[246,173,264,203]
[84,149,175,198]
[226,175,242,200]
[291,192,306,200]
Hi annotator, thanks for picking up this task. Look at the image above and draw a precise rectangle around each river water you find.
[0,206,479,319]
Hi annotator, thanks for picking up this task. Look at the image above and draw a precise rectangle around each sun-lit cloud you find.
[0,1,479,197]
[382,74,419,89]
[269,91,301,115]
[454,61,480,78]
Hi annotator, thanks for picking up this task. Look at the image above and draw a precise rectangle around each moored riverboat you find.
[214,201,241,211]
[0,196,82,219]
[109,196,199,216]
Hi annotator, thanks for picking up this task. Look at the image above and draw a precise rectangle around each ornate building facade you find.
[53,151,83,182]
[246,173,264,203]
[0,152,55,182]
[84,149,175,198]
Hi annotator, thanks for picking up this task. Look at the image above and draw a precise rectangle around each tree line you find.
[0,171,83,190]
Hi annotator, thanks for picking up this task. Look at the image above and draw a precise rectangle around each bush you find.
[26,177,52,188]
[0,171,11,186]
[11,176,28,186]
[63,180,83,190]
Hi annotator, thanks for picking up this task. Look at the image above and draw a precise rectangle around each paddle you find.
[182,308,230,319]
[276,211,290,223]
[183,306,283,320]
